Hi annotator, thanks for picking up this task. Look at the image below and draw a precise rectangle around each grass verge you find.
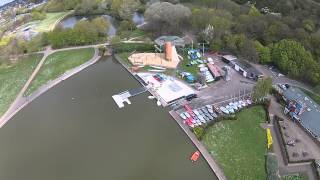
[25,48,94,96]
[35,12,70,32]
[202,106,267,180]
[300,88,320,105]
[0,54,43,116]
[281,173,308,180]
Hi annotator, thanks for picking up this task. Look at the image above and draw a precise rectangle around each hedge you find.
[266,153,280,180]
[111,43,155,53]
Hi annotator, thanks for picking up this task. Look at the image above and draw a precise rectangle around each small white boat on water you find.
[150,65,167,70]
[220,107,229,114]
[148,96,155,99]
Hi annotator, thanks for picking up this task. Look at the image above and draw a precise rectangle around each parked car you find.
[186,94,197,101]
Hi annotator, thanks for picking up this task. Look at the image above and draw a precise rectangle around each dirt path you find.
[0,46,100,128]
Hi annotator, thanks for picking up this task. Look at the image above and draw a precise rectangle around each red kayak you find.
[190,151,200,162]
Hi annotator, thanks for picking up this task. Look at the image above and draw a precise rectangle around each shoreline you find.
[0,48,101,128]
[169,111,227,180]
[114,53,227,180]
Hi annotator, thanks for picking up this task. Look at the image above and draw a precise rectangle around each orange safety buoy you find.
[190,151,200,162]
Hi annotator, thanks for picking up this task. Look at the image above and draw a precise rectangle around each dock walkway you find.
[112,87,148,108]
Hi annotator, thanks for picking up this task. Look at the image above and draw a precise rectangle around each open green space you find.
[35,12,70,32]
[25,48,94,96]
[203,106,267,180]
[178,55,199,76]
[281,174,308,180]
[116,52,132,67]
[0,54,43,116]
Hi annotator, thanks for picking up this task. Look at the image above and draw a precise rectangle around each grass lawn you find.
[300,88,320,105]
[35,12,70,32]
[281,174,308,180]
[0,54,43,116]
[178,56,199,76]
[0,35,12,46]
[25,48,95,96]
[203,106,267,180]
[116,52,132,67]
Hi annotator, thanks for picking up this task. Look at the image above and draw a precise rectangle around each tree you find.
[253,77,272,102]
[248,5,261,17]
[144,2,191,35]
[254,41,271,64]
[111,0,140,19]
[31,10,46,20]
[271,39,320,85]
[91,17,110,36]
[303,19,316,33]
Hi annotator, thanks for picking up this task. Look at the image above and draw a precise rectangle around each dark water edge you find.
[0,57,217,180]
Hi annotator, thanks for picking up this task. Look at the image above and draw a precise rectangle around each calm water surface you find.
[0,57,217,180]
[60,15,117,36]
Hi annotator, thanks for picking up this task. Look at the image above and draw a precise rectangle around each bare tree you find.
[144,2,191,35]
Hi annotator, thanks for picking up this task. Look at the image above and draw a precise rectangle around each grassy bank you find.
[203,106,267,180]
[281,174,308,180]
[35,12,70,32]
[300,88,320,105]
[25,48,94,96]
[0,54,43,116]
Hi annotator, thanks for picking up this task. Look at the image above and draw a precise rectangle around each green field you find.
[179,55,199,76]
[300,88,320,105]
[203,106,267,180]
[35,12,70,32]
[0,54,43,116]
[25,48,95,96]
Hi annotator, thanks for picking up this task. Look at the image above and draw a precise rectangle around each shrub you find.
[193,126,205,140]
[112,43,154,53]
[266,153,280,180]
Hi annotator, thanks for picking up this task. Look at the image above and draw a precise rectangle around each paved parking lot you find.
[188,55,256,109]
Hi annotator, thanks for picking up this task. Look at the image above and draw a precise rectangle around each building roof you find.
[233,59,263,76]
[222,55,237,61]
[154,36,186,47]
[283,87,320,138]
[207,63,222,77]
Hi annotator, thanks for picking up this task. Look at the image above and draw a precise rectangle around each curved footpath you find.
[169,110,227,180]
[0,46,100,128]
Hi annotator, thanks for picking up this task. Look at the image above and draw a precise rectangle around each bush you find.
[112,43,154,53]
[266,153,280,180]
[193,126,205,140]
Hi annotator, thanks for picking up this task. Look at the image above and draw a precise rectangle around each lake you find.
[60,15,117,37]
[0,57,217,180]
